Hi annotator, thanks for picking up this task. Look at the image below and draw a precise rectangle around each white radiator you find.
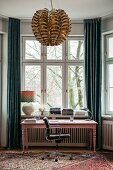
[27,128,89,147]
[102,120,113,150]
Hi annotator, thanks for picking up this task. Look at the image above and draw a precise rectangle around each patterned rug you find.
[0,151,113,170]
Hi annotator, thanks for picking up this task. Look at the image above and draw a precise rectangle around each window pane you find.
[46,65,62,107]
[107,64,113,111]
[68,65,84,109]
[68,40,84,60]
[107,37,113,58]
[25,65,41,104]
[25,40,41,60]
[47,45,62,60]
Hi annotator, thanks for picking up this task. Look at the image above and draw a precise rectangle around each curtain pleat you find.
[7,18,21,149]
[84,18,102,149]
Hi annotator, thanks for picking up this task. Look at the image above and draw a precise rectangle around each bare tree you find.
[68,40,83,109]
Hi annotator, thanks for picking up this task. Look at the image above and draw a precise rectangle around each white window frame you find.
[104,33,113,115]
[21,36,85,110]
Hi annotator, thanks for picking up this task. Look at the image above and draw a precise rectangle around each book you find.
[24,118,36,123]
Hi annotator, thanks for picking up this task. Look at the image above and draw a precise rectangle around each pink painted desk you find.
[21,119,97,152]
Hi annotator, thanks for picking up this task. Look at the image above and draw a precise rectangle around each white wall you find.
[1,33,8,147]
[20,18,113,36]
[0,17,113,35]
[102,18,113,33]
[20,20,84,36]
[0,19,8,147]
[0,19,8,34]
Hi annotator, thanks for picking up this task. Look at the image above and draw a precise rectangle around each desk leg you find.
[89,129,92,150]
[24,129,28,150]
[22,128,25,152]
[25,129,28,150]
[93,128,96,152]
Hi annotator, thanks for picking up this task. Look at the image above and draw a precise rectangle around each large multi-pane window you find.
[104,34,113,114]
[22,36,85,111]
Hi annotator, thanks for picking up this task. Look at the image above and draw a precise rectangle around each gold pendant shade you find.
[32,8,71,46]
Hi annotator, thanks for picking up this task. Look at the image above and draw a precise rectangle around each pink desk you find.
[21,119,97,152]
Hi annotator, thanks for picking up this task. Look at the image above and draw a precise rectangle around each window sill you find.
[21,114,88,120]
[102,115,113,120]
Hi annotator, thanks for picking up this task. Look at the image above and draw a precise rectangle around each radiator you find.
[27,128,89,147]
[102,120,113,150]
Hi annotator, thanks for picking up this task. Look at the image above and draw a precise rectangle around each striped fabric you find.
[20,91,36,102]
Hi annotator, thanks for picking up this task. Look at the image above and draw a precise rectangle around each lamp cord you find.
[50,0,53,10]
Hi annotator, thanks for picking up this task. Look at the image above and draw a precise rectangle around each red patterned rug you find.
[0,151,113,170]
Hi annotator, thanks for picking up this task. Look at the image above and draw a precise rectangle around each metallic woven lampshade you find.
[32,8,71,46]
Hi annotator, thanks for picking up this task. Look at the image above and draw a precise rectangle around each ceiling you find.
[0,0,113,20]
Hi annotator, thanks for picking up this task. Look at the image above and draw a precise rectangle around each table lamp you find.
[20,91,36,115]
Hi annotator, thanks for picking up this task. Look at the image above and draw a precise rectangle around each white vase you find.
[22,103,34,115]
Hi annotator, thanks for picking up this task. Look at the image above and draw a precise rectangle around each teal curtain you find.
[84,18,102,149]
[7,18,21,149]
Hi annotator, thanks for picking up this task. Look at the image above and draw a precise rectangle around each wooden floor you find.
[24,146,91,153]
[0,146,109,153]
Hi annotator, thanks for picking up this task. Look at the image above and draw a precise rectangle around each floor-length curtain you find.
[84,18,102,149]
[7,18,21,149]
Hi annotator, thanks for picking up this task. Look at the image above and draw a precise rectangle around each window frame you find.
[21,36,85,111]
[104,33,113,115]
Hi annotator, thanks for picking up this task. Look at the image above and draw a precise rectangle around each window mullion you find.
[43,63,46,108]
[22,36,85,111]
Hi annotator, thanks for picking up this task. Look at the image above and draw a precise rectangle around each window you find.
[22,36,85,111]
[104,34,113,114]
